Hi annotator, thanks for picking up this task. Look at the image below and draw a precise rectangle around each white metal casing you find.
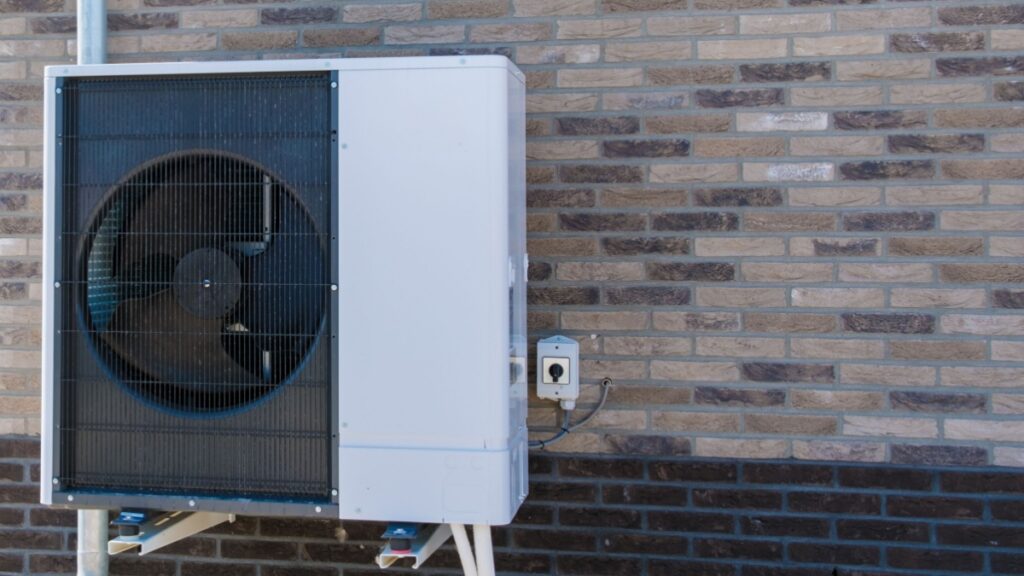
[40,56,528,525]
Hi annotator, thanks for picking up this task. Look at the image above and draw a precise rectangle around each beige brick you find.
[653,411,740,433]
[698,39,787,60]
[947,420,1024,443]
[517,44,600,64]
[181,9,258,28]
[0,130,39,147]
[562,311,648,331]
[794,35,886,57]
[140,33,216,53]
[526,93,598,113]
[791,390,885,411]
[527,214,555,232]
[944,367,1024,388]
[943,315,1024,336]
[605,40,691,62]
[650,163,738,183]
[891,84,987,105]
[788,187,881,207]
[792,338,884,360]
[0,39,63,57]
[990,186,1024,205]
[0,305,38,324]
[792,136,884,158]
[844,416,938,439]
[995,448,1024,468]
[994,393,1024,414]
[839,263,933,283]
[0,18,25,36]
[471,23,550,43]
[842,364,935,387]
[887,185,983,206]
[793,440,885,462]
[647,16,735,36]
[385,24,465,44]
[993,341,1024,362]
[0,239,26,257]
[576,409,647,431]
[654,312,739,332]
[695,438,788,459]
[792,288,884,308]
[791,86,884,107]
[747,414,837,436]
[694,137,784,158]
[748,213,833,233]
[601,187,688,207]
[697,287,787,308]
[581,359,646,381]
[224,31,296,51]
[742,263,833,283]
[0,395,38,415]
[738,112,828,133]
[891,289,986,309]
[744,162,835,182]
[647,114,731,134]
[343,3,422,23]
[694,238,785,257]
[992,29,1024,51]
[991,237,1024,257]
[992,134,1024,153]
[604,336,691,356]
[557,67,642,88]
[526,140,600,160]
[942,211,1024,231]
[0,62,25,81]
[892,340,986,361]
[527,238,596,256]
[837,60,931,81]
[696,336,785,358]
[557,262,644,281]
[740,13,831,35]
[837,8,931,31]
[429,0,505,19]
[651,361,739,382]
[0,349,37,369]
[557,18,642,39]
[514,0,596,17]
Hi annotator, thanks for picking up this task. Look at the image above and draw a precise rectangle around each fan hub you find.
[173,248,242,319]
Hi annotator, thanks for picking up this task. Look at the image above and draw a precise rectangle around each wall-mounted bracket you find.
[108,511,233,556]
[375,523,452,569]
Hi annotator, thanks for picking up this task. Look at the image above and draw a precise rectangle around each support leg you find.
[77,509,108,576]
[472,525,495,576]
[450,524,478,576]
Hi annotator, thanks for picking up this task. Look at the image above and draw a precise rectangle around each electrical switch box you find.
[537,336,579,409]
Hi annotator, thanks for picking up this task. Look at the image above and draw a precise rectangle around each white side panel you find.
[39,76,56,505]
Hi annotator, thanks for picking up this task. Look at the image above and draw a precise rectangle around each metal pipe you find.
[77,509,109,576]
[472,525,495,576]
[450,524,478,576]
[76,0,106,65]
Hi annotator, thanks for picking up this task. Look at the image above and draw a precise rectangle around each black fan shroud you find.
[79,151,328,414]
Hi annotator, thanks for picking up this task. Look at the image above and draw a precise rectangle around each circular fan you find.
[80,152,327,413]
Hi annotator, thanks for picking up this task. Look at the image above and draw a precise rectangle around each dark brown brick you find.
[996,81,1024,102]
[107,13,178,32]
[651,461,738,482]
[744,463,833,486]
[262,568,336,576]
[144,0,212,5]
[835,110,928,131]
[558,165,643,184]
[559,212,645,231]
[742,516,829,537]
[29,508,73,527]
[0,85,41,102]
[843,313,934,334]
[646,262,735,282]
[694,188,782,207]
[894,445,988,467]
[939,4,1024,25]
[603,484,686,506]
[557,555,641,576]
[558,458,643,479]
[992,501,1024,522]
[694,489,782,510]
[840,160,934,180]
[602,139,689,158]
[0,485,37,503]
[528,287,599,306]
[844,211,934,232]
[791,0,875,4]
[107,557,177,576]
[938,56,1024,77]
[259,518,339,539]
[0,0,61,11]
[891,32,985,53]
[0,529,61,549]
[838,520,928,542]
[28,15,74,33]
[302,543,377,564]
[603,237,690,256]
[181,563,256,576]
[560,507,640,528]
[0,172,40,190]
[789,492,880,515]
[649,511,734,533]
[941,264,1024,283]
[220,540,298,561]
[604,533,687,554]
[514,529,596,552]
[303,28,379,47]
[556,116,639,136]
[742,363,834,384]
[942,471,1024,494]
[696,88,784,108]
[648,65,734,86]
[511,505,554,527]
[261,7,336,25]
[605,434,692,456]
[993,554,1024,575]
[529,481,595,502]
[891,391,986,414]
[696,386,785,407]
[890,237,983,257]
[941,524,1024,548]
[605,286,690,306]
[527,189,595,208]
[603,0,687,11]
[28,555,71,574]
[888,134,984,154]
[812,238,878,257]
[528,261,552,281]
[789,542,880,566]
[652,212,739,231]
[888,496,984,520]
[650,560,733,576]
[995,289,1024,309]
[0,509,20,526]
[888,545,983,569]
[740,62,830,83]
[696,538,783,561]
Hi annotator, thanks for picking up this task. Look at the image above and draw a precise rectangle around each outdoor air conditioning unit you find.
[39,56,528,528]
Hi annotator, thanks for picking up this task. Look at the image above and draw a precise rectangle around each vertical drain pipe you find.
[75,3,109,574]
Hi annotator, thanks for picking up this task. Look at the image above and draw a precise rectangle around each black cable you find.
[529,378,612,450]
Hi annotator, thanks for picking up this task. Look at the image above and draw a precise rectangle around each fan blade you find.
[100,290,255,388]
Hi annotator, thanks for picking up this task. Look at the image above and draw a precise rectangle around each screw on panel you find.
[52,477,59,485]
[54,282,60,288]
[188,500,196,507]
[331,489,338,496]
[331,284,338,292]
[67,495,74,502]
[55,88,62,94]
[331,82,338,89]
[315,506,322,513]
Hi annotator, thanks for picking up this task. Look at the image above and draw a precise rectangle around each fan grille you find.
[55,73,336,503]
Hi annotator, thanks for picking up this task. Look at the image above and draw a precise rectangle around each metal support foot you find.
[108,511,233,556]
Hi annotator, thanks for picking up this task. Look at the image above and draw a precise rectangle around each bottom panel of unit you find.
[46,491,336,518]
[339,431,528,525]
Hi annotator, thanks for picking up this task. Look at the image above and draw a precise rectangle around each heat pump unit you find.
[40,56,528,525]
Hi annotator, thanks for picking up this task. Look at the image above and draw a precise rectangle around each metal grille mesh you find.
[56,73,334,502]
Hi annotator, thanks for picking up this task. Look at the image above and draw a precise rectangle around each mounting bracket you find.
[375,523,452,569]
[108,511,233,556]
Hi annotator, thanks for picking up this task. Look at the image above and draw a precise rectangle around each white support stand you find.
[375,523,453,569]
[108,511,233,556]
[77,509,109,576]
